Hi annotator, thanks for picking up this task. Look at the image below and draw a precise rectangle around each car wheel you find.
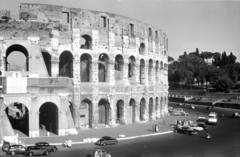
[29,152,33,156]
[11,151,15,155]
[45,151,49,156]
[102,142,106,146]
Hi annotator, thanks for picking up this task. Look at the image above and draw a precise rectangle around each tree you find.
[220,51,228,67]
[168,56,174,62]
[228,52,236,64]
[195,48,200,57]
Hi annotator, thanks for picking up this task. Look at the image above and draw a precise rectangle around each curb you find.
[24,131,173,146]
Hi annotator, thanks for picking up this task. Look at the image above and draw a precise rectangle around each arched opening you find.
[129,98,136,124]
[98,53,109,82]
[80,53,92,82]
[79,99,93,128]
[39,102,58,135]
[140,98,146,121]
[80,35,92,49]
[69,102,76,125]
[116,100,124,124]
[140,59,145,84]
[6,44,29,71]
[128,56,136,79]
[160,97,163,117]
[98,99,110,125]
[59,51,73,78]
[155,61,159,82]
[115,54,124,81]
[149,98,154,120]
[139,43,145,55]
[42,51,52,77]
[155,97,159,119]
[5,103,29,136]
[148,59,153,84]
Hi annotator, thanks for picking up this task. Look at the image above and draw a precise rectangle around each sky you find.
[1,0,240,62]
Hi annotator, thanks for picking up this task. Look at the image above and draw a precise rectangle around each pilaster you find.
[51,58,59,77]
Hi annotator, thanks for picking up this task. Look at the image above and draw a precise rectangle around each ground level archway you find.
[39,102,58,135]
[116,100,124,124]
[140,98,146,121]
[5,102,29,136]
[149,98,154,120]
[98,99,110,125]
[79,99,93,128]
[129,98,136,124]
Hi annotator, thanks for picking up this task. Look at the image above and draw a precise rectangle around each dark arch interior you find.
[6,44,29,71]
[98,99,110,125]
[140,98,146,121]
[5,103,29,136]
[59,51,73,78]
[39,102,58,135]
[98,53,108,82]
[42,51,51,76]
[80,35,92,49]
[80,99,93,128]
[116,100,124,124]
[81,54,91,82]
[139,43,145,55]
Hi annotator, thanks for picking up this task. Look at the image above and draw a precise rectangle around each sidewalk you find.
[18,112,198,146]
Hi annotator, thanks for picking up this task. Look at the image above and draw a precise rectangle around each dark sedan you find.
[24,146,50,156]
[35,142,58,152]
[6,144,26,155]
[96,136,118,146]
[197,122,209,130]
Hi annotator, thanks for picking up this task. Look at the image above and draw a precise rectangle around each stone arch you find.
[139,43,145,55]
[5,44,29,71]
[160,61,163,69]
[98,99,110,125]
[80,53,92,82]
[116,99,124,124]
[155,60,159,82]
[39,102,58,135]
[98,53,109,82]
[59,51,73,78]
[149,97,154,120]
[5,102,29,136]
[80,34,92,49]
[148,59,153,84]
[155,97,159,119]
[129,98,136,124]
[115,54,124,81]
[128,56,136,80]
[140,59,145,84]
[140,98,146,121]
[79,99,93,128]
[41,50,52,77]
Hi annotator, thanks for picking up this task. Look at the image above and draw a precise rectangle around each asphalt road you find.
[3,103,240,157]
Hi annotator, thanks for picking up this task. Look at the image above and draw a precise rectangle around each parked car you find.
[206,106,214,110]
[197,122,209,130]
[91,149,111,157]
[6,144,26,155]
[174,125,198,135]
[24,146,50,156]
[2,141,11,152]
[207,112,217,125]
[95,136,118,146]
[189,124,204,132]
[35,142,58,152]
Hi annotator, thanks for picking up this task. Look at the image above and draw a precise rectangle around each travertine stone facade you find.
[0,3,169,138]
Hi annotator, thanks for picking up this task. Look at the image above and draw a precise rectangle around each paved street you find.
[2,103,240,157]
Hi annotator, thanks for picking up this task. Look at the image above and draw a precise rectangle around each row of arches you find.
[5,44,168,84]
[4,96,168,137]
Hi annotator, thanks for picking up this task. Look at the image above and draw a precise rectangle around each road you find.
[3,103,240,157]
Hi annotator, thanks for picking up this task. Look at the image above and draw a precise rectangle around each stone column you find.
[135,98,141,123]
[108,59,115,85]
[145,61,149,85]
[73,58,80,84]
[91,60,99,83]
[51,58,59,77]
[92,96,99,128]
[152,61,156,84]
[122,60,129,85]
[134,61,140,84]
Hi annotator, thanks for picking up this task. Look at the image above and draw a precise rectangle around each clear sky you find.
[1,0,240,62]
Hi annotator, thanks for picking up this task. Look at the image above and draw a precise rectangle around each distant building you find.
[0,3,169,138]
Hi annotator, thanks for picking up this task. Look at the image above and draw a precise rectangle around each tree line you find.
[168,48,240,92]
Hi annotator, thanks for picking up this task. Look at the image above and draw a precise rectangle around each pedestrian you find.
[63,139,68,147]
[67,139,72,148]
[155,124,158,132]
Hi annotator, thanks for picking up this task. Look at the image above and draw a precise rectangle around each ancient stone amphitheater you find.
[0,3,168,138]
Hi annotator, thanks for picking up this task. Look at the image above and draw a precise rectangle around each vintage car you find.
[197,122,209,130]
[35,142,58,152]
[2,141,11,152]
[24,146,50,156]
[95,136,118,146]
[189,124,204,132]
[91,149,111,157]
[207,113,218,125]
[174,125,198,135]
[6,144,26,155]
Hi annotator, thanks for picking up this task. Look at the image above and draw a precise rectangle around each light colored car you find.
[207,113,217,125]
[6,144,26,155]
[91,149,111,157]
[189,124,204,132]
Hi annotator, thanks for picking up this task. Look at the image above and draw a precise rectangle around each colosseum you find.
[0,3,168,138]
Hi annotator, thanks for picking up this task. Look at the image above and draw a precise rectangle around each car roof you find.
[36,142,48,144]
